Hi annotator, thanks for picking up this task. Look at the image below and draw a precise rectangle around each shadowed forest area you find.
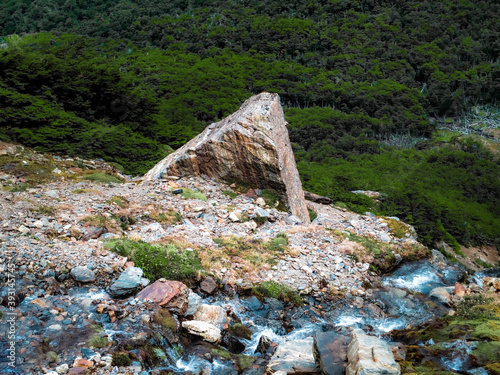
[0,0,499,251]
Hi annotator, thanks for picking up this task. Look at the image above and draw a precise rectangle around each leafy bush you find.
[104,239,204,282]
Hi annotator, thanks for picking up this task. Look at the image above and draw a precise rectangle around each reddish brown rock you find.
[454,282,466,297]
[143,92,310,223]
[200,276,217,295]
[136,279,189,315]
[73,358,93,368]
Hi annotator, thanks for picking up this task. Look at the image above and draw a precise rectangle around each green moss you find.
[212,348,232,360]
[104,238,204,282]
[222,190,238,199]
[152,309,177,331]
[33,204,55,215]
[235,354,255,372]
[83,172,123,184]
[474,342,500,364]
[112,352,132,367]
[485,363,500,375]
[230,323,252,340]
[88,334,109,348]
[252,280,303,306]
[179,188,207,201]
[46,351,58,363]
[475,258,494,268]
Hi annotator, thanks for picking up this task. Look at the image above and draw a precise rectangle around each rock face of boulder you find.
[143,92,310,223]
[266,337,319,374]
[313,331,349,375]
[182,320,221,343]
[346,329,400,375]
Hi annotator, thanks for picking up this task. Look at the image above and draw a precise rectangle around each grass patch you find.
[104,238,204,282]
[88,334,109,348]
[209,234,287,271]
[308,207,318,221]
[83,172,123,184]
[383,217,410,238]
[112,352,132,367]
[475,258,494,268]
[252,280,303,306]
[106,195,129,208]
[178,188,207,201]
[71,188,101,194]
[262,189,287,211]
[222,190,238,199]
[83,214,120,232]
[31,204,55,215]
[146,210,182,225]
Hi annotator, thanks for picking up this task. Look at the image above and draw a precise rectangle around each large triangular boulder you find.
[144,92,310,223]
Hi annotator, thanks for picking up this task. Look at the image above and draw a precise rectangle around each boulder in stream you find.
[182,320,221,343]
[267,337,319,374]
[70,266,96,283]
[313,331,349,375]
[192,304,227,330]
[346,329,400,375]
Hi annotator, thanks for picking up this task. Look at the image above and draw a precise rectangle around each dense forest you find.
[0,0,499,251]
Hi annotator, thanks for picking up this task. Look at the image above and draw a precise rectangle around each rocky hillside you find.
[1,143,499,375]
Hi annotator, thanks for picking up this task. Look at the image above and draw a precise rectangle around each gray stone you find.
[185,291,203,316]
[429,287,451,304]
[193,304,227,330]
[313,331,349,375]
[255,207,270,217]
[267,337,319,374]
[108,267,144,298]
[346,329,400,375]
[70,266,96,283]
[182,320,221,343]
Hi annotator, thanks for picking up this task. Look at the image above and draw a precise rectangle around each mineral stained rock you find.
[143,92,310,223]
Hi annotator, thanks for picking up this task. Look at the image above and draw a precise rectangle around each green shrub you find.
[252,280,303,306]
[112,352,132,367]
[308,207,318,221]
[104,239,204,282]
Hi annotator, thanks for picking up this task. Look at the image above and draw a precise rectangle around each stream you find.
[142,258,489,374]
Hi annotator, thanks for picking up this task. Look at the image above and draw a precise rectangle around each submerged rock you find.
[346,329,400,375]
[143,92,310,223]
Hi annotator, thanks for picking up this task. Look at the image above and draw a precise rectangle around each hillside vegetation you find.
[0,0,499,251]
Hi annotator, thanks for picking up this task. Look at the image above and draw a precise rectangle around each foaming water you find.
[383,261,446,294]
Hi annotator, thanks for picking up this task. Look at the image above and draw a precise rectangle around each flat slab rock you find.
[346,329,400,375]
[266,337,319,374]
